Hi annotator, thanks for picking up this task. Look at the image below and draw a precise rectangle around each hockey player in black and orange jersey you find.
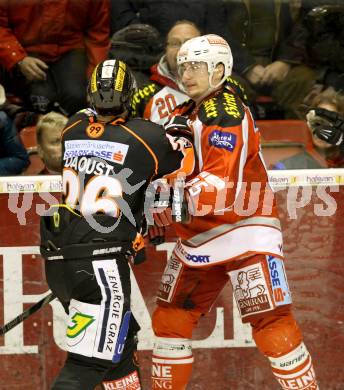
[39,59,195,390]
[150,35,319,390]
[130,20,201,125]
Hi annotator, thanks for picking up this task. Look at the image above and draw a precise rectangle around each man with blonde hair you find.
[36,111,68,174]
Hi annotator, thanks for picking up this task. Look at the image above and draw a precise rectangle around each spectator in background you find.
[293,4,344,105]
[273,88,344,169]
[0,0,110,116]
[0,84,29,175]
[131,20,201,124]
[109,24,163,88]
[206,0,316,118]
[36,112,68,175]
[110,0,206,38]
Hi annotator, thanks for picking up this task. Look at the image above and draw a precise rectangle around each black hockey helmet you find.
[88,59,136,116]
[111,23,163,54]
[305,5,344,38]
[109,24,163,71]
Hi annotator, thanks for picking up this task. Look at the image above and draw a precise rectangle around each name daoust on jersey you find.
[64,156,115,176]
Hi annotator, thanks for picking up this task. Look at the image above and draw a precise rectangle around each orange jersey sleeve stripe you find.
[109,118,125,126]
[61,119,82,138]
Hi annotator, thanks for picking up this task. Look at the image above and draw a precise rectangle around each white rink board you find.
[1,168,344,194]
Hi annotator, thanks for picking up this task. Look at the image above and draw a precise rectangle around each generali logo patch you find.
[231,263,273,318]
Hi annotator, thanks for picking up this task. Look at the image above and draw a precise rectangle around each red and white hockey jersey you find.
[170,79,283,267]
[131,56,189,125]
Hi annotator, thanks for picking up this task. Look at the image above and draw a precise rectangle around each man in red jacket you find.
[0,0,110,116]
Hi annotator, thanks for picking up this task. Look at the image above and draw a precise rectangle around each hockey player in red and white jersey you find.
[130,20,201,125]
[150,35,319,390]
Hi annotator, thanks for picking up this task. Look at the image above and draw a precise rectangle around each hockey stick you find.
[0,292,56,336]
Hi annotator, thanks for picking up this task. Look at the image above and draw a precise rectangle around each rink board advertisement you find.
[0,172,344,390]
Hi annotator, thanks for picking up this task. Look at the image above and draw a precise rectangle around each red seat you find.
[19,126,38,149]
[19,126,45,175]
[256,120,315,168]
[256,119,313,149]
[23,154,45,175]
[255,95,274,104]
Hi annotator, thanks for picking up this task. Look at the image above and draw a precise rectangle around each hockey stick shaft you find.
[0,292,56,336]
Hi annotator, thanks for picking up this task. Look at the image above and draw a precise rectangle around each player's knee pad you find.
[250,306,303,357]
[152,305,201,339]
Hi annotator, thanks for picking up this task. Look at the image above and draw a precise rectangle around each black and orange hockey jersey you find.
[59,109,194,243]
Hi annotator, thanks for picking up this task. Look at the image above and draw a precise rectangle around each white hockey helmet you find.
[177,34,233,88]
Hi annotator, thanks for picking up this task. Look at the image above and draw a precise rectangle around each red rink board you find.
[0,173,344,390]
